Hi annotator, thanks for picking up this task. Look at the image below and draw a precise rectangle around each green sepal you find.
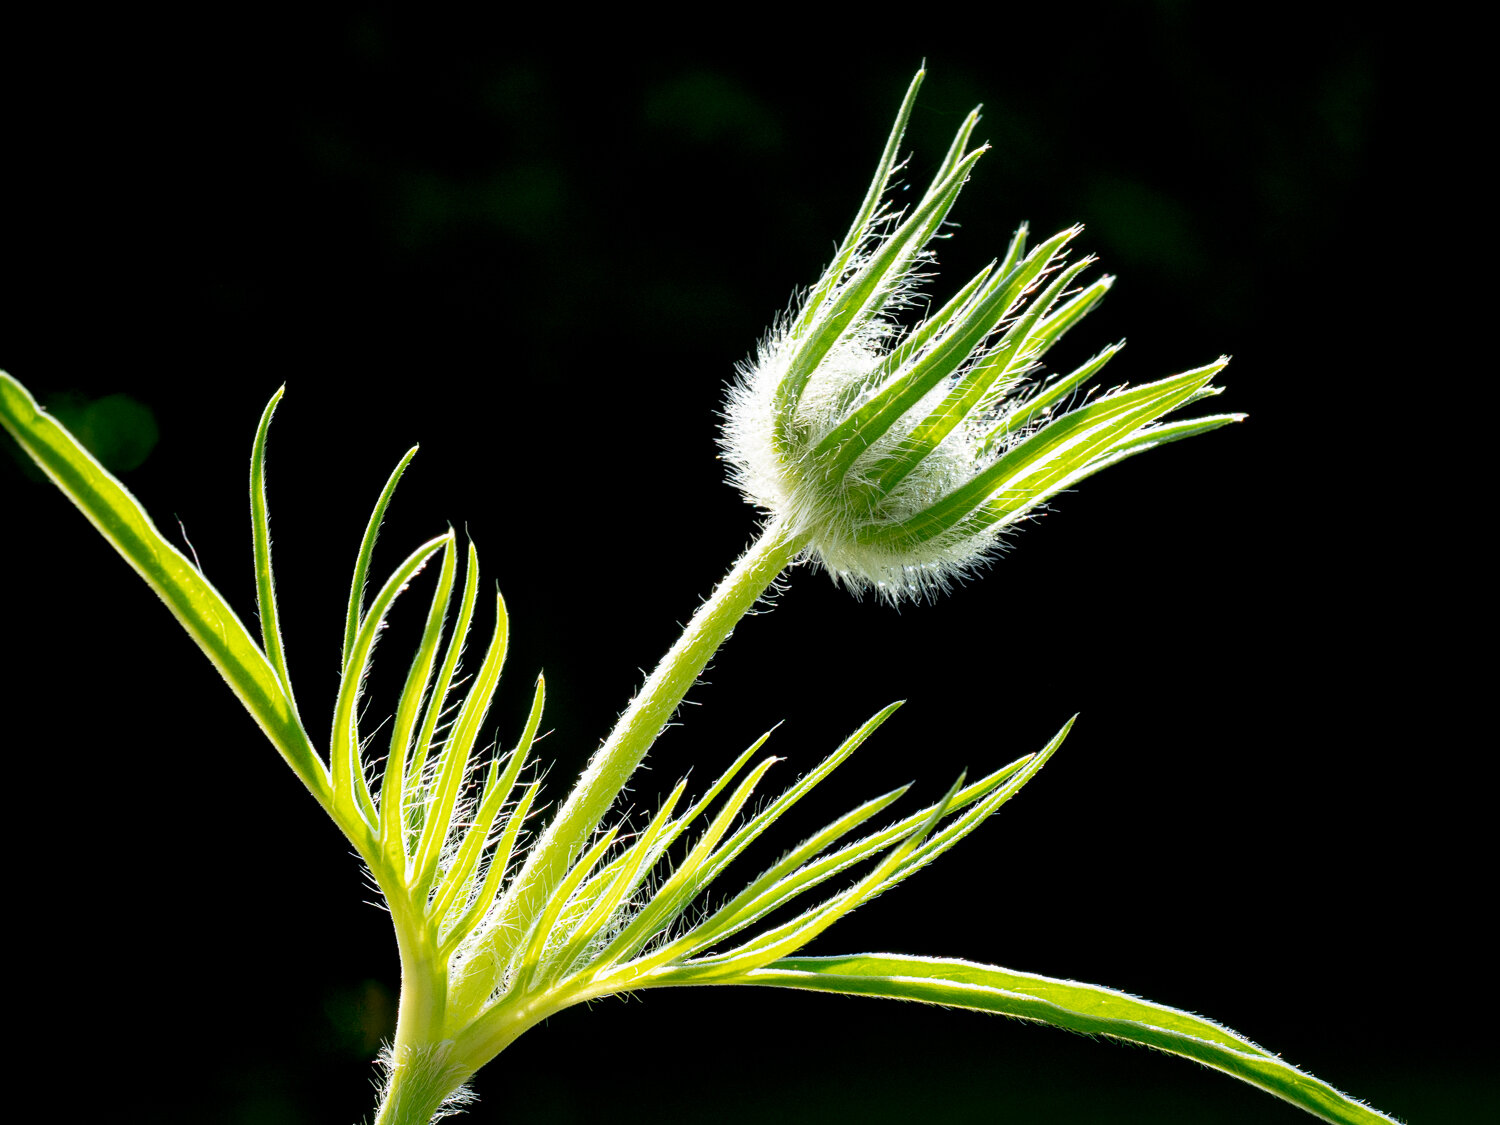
[823,262,998,427]
[793,70,927,341]
[776,147,987,445]
[812,227,1079,481]
[984,341,1124,452]
[863,360,1228,548]
[1110,408,1244,453]
[864,254,1098,500]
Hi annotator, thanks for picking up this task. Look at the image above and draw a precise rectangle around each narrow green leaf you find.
[678,753,1038,959]
[343,446,419,672]
[592,755,782,967]
[426,674,541,927]
[696,730,1059,973]
[604,704,906,971]
[515,825,621,992]
[442,777,541,961]
[724,955,1399,1125]
[682,702,905,903]
[413,590,511,895]
[405,541,482,845]
[379,535,459,863]
[633,785,910,968]
[549,779,692,980]
[249,385,298,712]
[331,532,453,831]
[875,718,1069,890]
[0,371,329,804]
[666,738,769,838]
[671,774,965,979]
[491,733,769,979]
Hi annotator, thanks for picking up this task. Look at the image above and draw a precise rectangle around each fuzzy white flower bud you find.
[721,71,1238,604]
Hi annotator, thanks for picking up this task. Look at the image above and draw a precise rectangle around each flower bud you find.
[721,71,1240,603]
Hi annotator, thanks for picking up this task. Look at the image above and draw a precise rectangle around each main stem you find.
[497,516,805,968]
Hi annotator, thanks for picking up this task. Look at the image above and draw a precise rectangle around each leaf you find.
[589,753,782,970]
[405,541,483,845]
[514,825,621,992]
[725,954,1400,1125]
[666,749,1038,962]
[343,446,420,671]
[0,371,330,805]
[379,537,460,863]
[666,776,965,981]
[425,675,542,930]
[249,385,298,709]
[331,531,453,830]
[411,588,511,895]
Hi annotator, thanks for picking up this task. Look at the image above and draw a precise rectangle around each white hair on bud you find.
[721,284,1031,606]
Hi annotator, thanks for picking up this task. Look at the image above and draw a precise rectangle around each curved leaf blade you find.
[249,384,299,712]
[344,445,420,671]
[0,371,329,804]
[723,953,1399,1125]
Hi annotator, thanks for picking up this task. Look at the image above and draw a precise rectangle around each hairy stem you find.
[371,1037,474,1125]
[497,518,805,964]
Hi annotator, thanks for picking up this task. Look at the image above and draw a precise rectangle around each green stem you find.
[372,897,462,1125]
[495,518,805,968]
[371,1037,474,1125]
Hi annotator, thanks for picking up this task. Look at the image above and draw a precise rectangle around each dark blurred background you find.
[2,6,1480,1124]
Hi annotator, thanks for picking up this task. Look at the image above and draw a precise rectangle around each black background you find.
[1,7,1482,1124]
